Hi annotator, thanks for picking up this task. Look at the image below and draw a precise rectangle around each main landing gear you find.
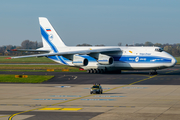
[87,69,105,74]
[149,70,157,75]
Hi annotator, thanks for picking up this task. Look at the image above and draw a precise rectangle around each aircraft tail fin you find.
[39,17,66,52]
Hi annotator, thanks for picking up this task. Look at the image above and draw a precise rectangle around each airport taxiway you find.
[0,65,180,120]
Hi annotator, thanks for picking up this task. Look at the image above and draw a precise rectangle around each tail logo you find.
[49,34,53,41]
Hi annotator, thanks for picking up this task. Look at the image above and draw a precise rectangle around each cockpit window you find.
[155,48,163,52]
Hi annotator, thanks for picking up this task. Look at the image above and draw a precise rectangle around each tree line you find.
[0,40,180,57]
[0,40,43,56]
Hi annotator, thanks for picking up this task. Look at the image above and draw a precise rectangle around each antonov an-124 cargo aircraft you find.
[8,17,177,75]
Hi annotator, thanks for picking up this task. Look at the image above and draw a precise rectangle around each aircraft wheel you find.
[98,69,102,73]
[116,70,121,74]
[104,67,108,73]
[94,69,98,73]
[90,69,94,73]
[101,69,104,73]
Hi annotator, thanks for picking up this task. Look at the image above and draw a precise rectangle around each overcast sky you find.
[0,0,180,46]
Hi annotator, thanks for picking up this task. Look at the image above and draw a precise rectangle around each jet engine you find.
[89,53,114,65]
[72,55,88,66]
[98,54,114,65]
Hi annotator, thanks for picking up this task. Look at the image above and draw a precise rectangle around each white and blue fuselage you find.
[10,17,177,74]
[46,46,176,71]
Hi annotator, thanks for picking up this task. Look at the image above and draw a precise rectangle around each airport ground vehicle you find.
[90,84,103,94]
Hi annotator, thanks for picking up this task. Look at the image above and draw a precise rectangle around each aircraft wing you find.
[11,49,51,52]
[7,48,121,59]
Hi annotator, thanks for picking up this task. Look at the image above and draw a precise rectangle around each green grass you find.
[0,64,85,72]
[0,75,54,83]
[175,57,180,64]
[0,64,77,70]
[0,56,56,64]
[0,69,86,72]
[0,56,86,72]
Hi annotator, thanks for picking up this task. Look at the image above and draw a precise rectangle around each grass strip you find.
[0,64,86,72]
[0,69,86,72]
[0,56,56,64]
[0,75,54,83]
[0,65,77,70]
[175,57,180,64]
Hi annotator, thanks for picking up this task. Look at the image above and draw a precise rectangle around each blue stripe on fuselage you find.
[80,55,172,63]
[112,55,171,63]
[77,55,172,64]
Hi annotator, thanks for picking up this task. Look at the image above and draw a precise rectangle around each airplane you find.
[8,17,177,75]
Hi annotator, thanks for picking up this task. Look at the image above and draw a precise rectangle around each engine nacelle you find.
[98,54,114,65]
[72,55,88,66]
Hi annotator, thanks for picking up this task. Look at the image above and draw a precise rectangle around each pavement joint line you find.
[8,74,157,120]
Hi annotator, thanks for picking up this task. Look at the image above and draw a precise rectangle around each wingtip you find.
[5,57,12,59]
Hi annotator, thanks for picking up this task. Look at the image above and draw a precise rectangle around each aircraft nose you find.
[171,57,177,66]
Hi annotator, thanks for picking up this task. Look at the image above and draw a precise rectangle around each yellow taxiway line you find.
[39,108,82,111]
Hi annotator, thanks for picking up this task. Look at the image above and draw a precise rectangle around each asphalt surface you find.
[0,65,179,85]
[0,65,180,120]
[0,111,102,120]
